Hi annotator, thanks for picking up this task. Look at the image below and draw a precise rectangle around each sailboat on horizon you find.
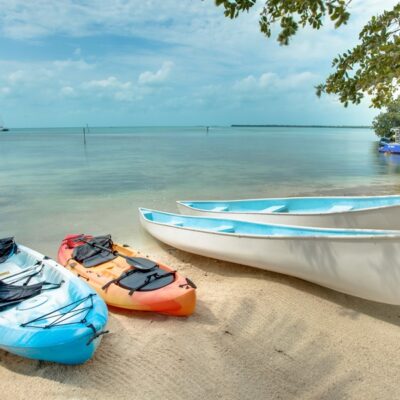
[0,115,9,131]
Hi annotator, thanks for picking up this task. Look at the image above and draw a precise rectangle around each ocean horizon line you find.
[4,124,373,130]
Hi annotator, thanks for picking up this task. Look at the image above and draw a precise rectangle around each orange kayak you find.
[58,234,196,316]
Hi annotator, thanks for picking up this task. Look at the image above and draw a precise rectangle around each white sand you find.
[1,243,400,400]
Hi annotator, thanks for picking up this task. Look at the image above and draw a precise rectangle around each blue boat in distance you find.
[379,142,400,154]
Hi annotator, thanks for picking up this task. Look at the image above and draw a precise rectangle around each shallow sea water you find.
[1,126,400,255]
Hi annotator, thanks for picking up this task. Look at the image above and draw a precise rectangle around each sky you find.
[0,0,398,128]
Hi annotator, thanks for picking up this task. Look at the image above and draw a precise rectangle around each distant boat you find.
[379,137,391,146]
[0,116,9,131]
[379,142,400,154]
[140,208,400,305]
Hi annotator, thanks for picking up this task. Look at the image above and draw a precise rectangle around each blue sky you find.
[0,0,397,127]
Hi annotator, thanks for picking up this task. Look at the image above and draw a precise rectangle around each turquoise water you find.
[1,126,399,255]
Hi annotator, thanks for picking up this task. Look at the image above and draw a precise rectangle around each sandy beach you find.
[1,238,400,400]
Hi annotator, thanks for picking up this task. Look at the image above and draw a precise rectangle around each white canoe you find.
[140,208,400,305]
[177,195,400,229]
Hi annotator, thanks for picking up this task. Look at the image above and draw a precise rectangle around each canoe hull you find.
[141,212,400,305]
[177,202,400,229]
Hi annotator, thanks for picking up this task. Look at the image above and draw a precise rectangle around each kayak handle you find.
[86,323,109,345]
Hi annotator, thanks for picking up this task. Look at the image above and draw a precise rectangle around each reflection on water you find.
[376,152,400,172]
[0,126,399,255]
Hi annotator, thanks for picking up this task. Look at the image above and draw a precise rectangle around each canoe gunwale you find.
[139,208,400,240]
[177,196,400,216]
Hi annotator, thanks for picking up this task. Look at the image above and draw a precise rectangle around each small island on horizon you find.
[231,124,372,129]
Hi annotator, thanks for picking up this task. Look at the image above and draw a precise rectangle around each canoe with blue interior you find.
[0,238,108,364]
[177,195,400,229]
[140,208,400,305]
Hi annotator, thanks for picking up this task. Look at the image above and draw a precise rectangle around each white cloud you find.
[82,76,139,102]
[0,87,11,95]
[84,76,131,90]
[6,68,54,86]
[60,86,75,97]
[138,61,173,85]
[233,75,258,91]
[53,59,94,71]
[234,71,317,93]
[259,73,276,88]
[7,70,25,84]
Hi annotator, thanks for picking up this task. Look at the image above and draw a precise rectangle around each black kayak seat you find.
[102,265,175,293]
[73,235,117,268]
[118,267,175,292]
[0,280,44,310]
[82,252,116,268]
[73,235,158,270]
[0,237,17,263]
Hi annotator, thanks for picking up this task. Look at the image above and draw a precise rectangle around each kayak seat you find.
[119,269,175,292]
[0,280,43,307]
[0,237,17,263]
[328,205,353,213]
[212,206,229,212]
[73,235,117,268]
[103,267,175,293]
[261,205,287,213]
[0,279,62,310]
[216,225,235,233]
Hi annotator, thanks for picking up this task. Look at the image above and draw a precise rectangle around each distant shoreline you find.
[231,124,372,129]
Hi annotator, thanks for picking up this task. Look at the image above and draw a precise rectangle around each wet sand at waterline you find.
[1,242,400,400]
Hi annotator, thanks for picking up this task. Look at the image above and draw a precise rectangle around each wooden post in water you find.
[83,127,87,145]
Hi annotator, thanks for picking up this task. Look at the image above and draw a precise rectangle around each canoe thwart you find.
[328,205,353,213]
[215,225,235,233]
[170,220,184,227]
[212,206,229,212]
[261,205,287,213]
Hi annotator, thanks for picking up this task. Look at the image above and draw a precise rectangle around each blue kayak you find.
[0,239,108,364]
